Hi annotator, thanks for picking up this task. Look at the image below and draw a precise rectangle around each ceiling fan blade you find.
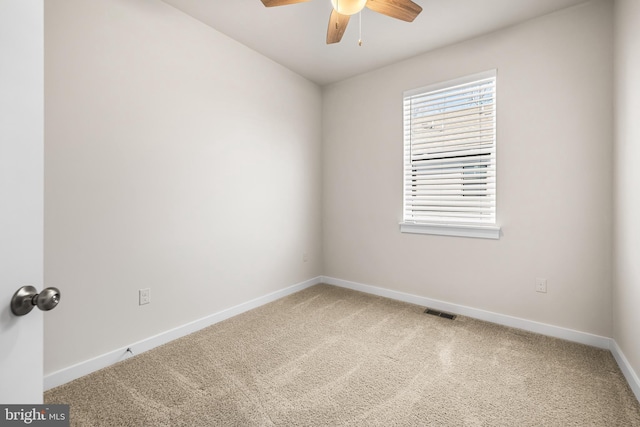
[260,0,310,7]
[326,9,350,44]
[366,0,422,22]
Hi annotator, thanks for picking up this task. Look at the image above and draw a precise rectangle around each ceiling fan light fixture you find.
[330,0,367,15]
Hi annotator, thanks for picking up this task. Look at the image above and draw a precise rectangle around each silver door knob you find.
[10,285,61,316]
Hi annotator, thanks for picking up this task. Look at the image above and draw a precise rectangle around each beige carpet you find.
[45,284,640,426]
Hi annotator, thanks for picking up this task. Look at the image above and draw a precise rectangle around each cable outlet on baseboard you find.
[535,278,547,293]
[139,288,151,305]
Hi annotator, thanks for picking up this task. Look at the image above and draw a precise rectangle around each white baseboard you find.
[46,275,640,406]
[610,340,640,403]
[321,276,612,349]
[44,276,323,391]
[322,276,640,403]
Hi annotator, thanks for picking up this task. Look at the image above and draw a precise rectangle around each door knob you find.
[10,285,61,316]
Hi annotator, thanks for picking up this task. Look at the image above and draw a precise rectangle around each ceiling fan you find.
[260,0,423,44]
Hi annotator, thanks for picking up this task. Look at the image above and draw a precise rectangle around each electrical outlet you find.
[303,252,309,263]
[535,278,547,293]
[139,288,151,305]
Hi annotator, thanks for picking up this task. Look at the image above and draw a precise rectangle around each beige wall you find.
[44,0,323,374]
[613,0,640,387]
[322,0,614,336]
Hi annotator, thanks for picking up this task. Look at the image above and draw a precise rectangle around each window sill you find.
[399,222,501,240]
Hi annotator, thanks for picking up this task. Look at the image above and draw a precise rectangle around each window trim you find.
[401,70,501,240]
[399,221,501,239]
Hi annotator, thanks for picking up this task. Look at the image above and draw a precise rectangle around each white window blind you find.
[403,70,497,232]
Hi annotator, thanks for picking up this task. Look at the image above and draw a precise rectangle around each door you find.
[0,0,44,404]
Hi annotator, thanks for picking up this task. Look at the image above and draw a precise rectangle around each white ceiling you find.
[160,0,591,86]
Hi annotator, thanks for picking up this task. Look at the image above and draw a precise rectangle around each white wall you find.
[613,0,640,387]
[43,0,624,383]
[44,0,322,375]
[323,0,614,336]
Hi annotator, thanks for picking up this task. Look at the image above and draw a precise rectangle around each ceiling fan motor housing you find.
[331,0,367,15]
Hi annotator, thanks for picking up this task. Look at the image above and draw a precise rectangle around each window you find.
[401,70,500,239]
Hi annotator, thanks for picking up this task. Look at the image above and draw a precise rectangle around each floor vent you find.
[424,308,457,320]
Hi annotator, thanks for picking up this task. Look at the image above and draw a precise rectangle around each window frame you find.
[400,70,500,240]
